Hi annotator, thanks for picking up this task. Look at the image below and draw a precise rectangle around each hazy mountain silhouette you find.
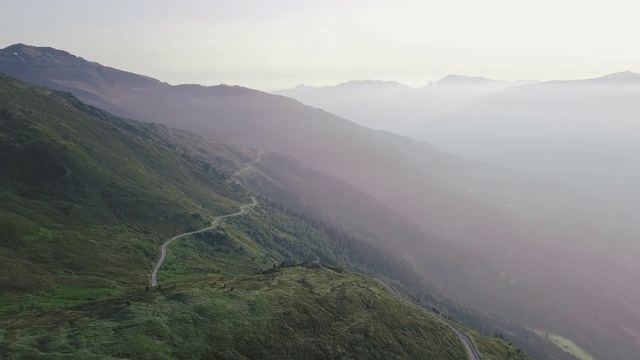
[431,74,510,85]
[274,74,521,133]
[2,44,640,359]
[416,71,640,210]
[274,70,640,211]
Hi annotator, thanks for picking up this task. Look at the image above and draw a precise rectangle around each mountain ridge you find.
[432,74,509,85]
[2,44,638,359]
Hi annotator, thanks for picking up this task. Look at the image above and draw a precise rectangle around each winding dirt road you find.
[233,150,264,177]
[150,148,479,358]
[151,199,256,286]
[448,323,483,360]
[376,279,482,360]
[152,150,264,286]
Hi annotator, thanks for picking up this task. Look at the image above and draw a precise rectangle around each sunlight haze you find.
[1,0,640,90]
[2,1,640,359]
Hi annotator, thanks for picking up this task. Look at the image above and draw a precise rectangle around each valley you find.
[1,42,637,359]
[0,73,529,359]
[1,2,637,358]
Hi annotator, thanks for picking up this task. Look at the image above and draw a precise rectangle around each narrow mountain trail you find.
[448,324,483,360]
[150,198,257,286]
[233,150,264,177]
[151,151,263,286]
[376,278,482,360]
[150,149,480,359]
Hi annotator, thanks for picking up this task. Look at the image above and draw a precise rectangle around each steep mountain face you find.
[2,44,639,359]
[157,126,575,359]
[0,74,535,359]
[239,148,640,360]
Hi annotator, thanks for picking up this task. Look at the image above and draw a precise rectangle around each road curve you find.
[233,150,265,177]
[152,150,264,286]
[376,278,482,360]
[448,323,483,360]
[151,198,257,286]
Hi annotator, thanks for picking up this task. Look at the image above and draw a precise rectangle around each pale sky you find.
[1,0,639,90]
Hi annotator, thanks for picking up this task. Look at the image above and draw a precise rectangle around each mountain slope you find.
[3,267,473,360]
[2,44,638,359]
[0,74,534,359]
[153,136,574,359]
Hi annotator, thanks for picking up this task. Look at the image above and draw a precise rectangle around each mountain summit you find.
[0,43,164,97]
[432,74,505,85]
[0,43,86,66]
[601,70,638,78]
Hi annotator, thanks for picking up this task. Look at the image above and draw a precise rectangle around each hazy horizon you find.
[2,0,640,90]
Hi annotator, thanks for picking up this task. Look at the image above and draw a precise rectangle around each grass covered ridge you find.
[1,267,471,359]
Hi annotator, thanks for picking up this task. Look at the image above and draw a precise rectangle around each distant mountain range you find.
[273,75,524,136]
[273,71,640,209]
[2,43,640,359]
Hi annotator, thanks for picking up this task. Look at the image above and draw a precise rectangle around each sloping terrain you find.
[2,267,474,360]
[3,44,635,359]
[0,74,533,359]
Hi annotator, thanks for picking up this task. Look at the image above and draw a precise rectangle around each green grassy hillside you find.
[2,268,472,360]
[0,74,249,300]
[233,149,580,360]
[0,74,530,359]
